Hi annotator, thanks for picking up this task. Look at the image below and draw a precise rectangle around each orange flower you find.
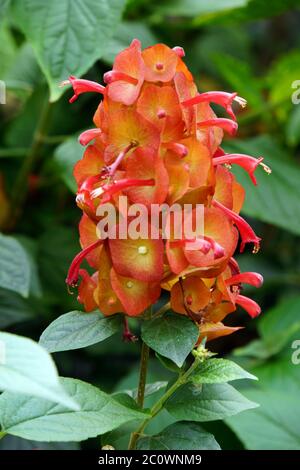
[63,40,268,342]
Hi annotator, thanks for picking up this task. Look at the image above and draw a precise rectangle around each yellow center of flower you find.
[138,246,148,255]
[126,281,134,288]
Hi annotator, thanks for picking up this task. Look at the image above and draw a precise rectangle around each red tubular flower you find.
[226,272,264,288]
[198,118,238,136]
[236,294,261,318]
[64,39,267,341]
[213,153,271,185]
[212,199,261,253]
[61,76,105,103]
[66,239,103,288]
[182,91,247,121]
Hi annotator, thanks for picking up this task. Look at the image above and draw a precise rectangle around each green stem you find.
[128,354,201,450]
[4,96,52,230]
[0,431,6,440]
[136,342,150,408]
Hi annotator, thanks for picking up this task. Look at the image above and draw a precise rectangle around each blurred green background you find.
[1,0,300,450]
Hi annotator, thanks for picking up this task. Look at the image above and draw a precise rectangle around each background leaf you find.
[10,0,126,101]
[0,234,31,297]
[53,136,82,192]
[226,388,300,449]
[225,135,300,235]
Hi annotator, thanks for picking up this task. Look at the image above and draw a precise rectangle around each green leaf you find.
[0,288,34,329]
[137,421,221,450]
[212,53,263,109]
[165,382,258,422]
[120,381,168,400]
[268,50,300,107]
[157,0,247,19]
[0,378,148,442]
[4,44,43,94]
[0,0,10,17]
[0,22,17,76]
[226,388,300,449]
[190,359,257,384]
[141,312,199,367]
[0,233,31,297]
[162,0,300,25]
[258,295,300,355]
[233,339,273,360]
[155,352,181,373]
[0,332,78,410]
[53,136,82,192]
[286,105,300,147]
[0,434,79,450]
[225,135,300,236]
[10,0,126,101]
[39,310,122,353]
[102,20,157,64]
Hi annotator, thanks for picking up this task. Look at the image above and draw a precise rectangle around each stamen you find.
[156,62,164,70]
[106,142,136,176]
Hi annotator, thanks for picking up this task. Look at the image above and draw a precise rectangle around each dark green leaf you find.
[10,0,126,101]
[286,105,300,147]
[155,352,181,373]
[102,21,158,64]
[157,0,247,19]
[0,378,148,441]
[137,421,221,450]
[225,135,300,235]
[0,288,34,328]
[142,312,199,367]
[165,382,258,421]
[39,310,123,353]
[212,53,263,109]
[0,233,31,297]
[53,136,82,192]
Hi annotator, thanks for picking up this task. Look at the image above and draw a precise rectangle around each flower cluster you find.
[64,40,270,341]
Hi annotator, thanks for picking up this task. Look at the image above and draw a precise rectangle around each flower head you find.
[64,40,267,342]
